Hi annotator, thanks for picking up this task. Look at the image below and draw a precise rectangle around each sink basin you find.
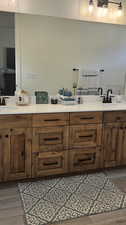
[0,106,17,110]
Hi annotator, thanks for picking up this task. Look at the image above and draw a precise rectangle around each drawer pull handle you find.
[78,158,91,162]
[21,151,25,157]
[43,161,58,166]
[44,119,60,122]
[80,117,94,120]
[44,137,59,141]
[79,135,93,139]
[116,117,121,120]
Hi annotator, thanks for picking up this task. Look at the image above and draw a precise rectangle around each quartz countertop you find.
[0,102,126,115]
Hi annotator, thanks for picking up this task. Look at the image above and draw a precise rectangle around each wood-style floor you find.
[1,168,126,225]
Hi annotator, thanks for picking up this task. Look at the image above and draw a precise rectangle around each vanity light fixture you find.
[88,0,123,16]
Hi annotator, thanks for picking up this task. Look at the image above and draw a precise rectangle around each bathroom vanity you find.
[0,104,126,182]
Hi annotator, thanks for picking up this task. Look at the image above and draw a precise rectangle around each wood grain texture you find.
[0,129,10,181]
[4,128,32,181]
[32,150,68,178]
[70,112,103,125]
[103,111,126,123]
[0,115,32,129]
[69,148,101,172]
[32,113,69,127]
[103,122,126,168]
[70,124,102,149]
[1,169,126,225]
[32,126,69,152]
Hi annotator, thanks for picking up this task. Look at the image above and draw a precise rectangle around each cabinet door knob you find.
[5,135,9,138]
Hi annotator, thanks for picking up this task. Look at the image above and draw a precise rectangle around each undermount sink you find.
[0,105,17,110]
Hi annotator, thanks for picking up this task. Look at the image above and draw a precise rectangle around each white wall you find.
[15,13,126,95]
[1,0,126,25]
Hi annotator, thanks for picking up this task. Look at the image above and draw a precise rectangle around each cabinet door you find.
[103,123,121,168]
[118,124,126,166]
[0,129,9,181]
[33,126,69,153]
[4,128,32,181]
[70,124,102,149]
[69,148,101,172]
[32,151,68,178]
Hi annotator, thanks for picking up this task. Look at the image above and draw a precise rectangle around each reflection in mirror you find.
[0,11,16,96]
[16,13,125,96]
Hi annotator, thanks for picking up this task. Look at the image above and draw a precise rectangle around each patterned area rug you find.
[18,172,126,225]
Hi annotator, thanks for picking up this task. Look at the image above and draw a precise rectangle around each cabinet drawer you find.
[32,113,69,127]
[70,112,102,125]
[70,124,102,148]
[104,111,126,123]
[0,115,32,129]
[32,151,68,177]
[69,148,101,172]
[32,127,69,152]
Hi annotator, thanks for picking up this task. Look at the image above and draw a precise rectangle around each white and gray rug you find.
[18,172,126,225]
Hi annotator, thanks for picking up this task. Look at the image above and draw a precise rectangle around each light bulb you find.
[97,7,103,17]
[89,0,94,13]
[117,9,122,17]
[117,2,123,17]
[103,7,108,16]
[89,4,94,13]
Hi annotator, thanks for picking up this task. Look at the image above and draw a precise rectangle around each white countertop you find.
[0,102,126,115]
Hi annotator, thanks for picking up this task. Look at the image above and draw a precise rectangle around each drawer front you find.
[32,151,68,177]
[70,124,102,148]
[69,148,101,172]
[104,111,126,123]
[0,115,32,129]
[33,126,69,152]
[32,113,69,127]
[70,112,102,125]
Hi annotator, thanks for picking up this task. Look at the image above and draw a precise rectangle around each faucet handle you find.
[2,98,6,106]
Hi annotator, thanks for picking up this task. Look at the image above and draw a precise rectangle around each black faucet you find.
[106,89,112,103]
[0,97,6,106]
[98,87,103,96]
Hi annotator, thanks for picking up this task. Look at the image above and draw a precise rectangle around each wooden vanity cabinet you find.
[32,113,69,178]
[4,128,32,181]
[103,111,126,168]
[69,112,103,172]
[1,110,126,182]
[32,151,68,177]
[69,147,101,172]
[0,129,9,181]
[0,115,32,181]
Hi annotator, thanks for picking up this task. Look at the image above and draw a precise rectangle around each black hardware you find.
[73,68,79,71]
[44,119,60,122]
[80,117,94,120]
[106,89,112,103]
[43,161,58,166]
[44,137,59,142]
[0,97,7,106]
[5,135,9,138]
[101,89,114,103]
[2,98,6,106]
[98,87,103,96]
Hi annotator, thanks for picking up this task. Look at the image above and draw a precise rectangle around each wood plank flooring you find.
[0,168,126,225]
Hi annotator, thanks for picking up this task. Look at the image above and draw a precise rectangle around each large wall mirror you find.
[16,13,126,96]
[1,10,126,96]
[0,11,16,96]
